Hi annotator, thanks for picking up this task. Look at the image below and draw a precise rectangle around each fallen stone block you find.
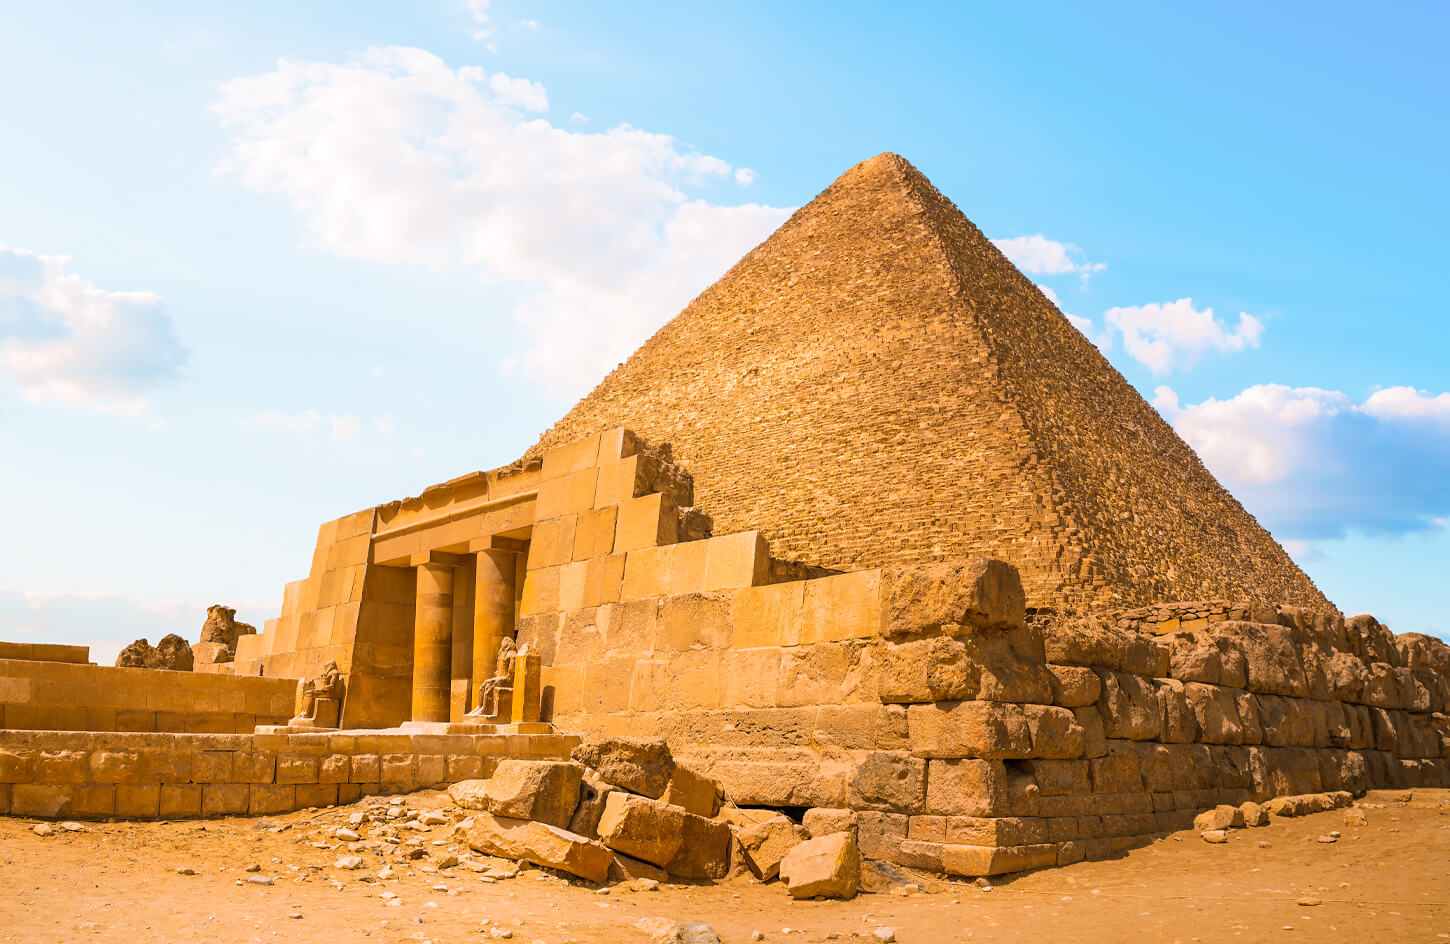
[482,760,584,829]
[860,859,920,894]
[463,813,612,884]
[738,815,808,880]
[635,917,722,944]
[596,792,686,867]
[718,806,788,829]
[667,808,735,880]
[608,851,668,884]
[568,772,617,839]
[1193,804,1245,831]
[1239,801,1269,827]
[779,832,861,900]
[802,807,859,838]
[448,779,491,810]
[1201,829,1229,843]
[660,763,721,818]
[573,738,675,799]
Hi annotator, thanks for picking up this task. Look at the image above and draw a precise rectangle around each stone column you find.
[412,561,455,723]
[472,548,518,698]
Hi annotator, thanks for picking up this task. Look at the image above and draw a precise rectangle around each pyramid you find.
[530,153,1329,612]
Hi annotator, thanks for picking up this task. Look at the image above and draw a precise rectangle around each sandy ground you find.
[2,789,1448,944]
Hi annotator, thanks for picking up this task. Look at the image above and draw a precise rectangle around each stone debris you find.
[480,760,585,828]
[738,815,809,881]
[464,813,612,884]
[778,832,862,900]
[1193,805,1245,831]
[1344,807,1369,826]
[635,917,723,944]
[192,604,257,666]
[659,764,722,818]
[1239,802,1269,827]
[572,738,676,799]
[334,855,365,870]
[31,823,55,837]
[115,633,194,671]
[1200,830,1229,844]
[246,875,275,885]
[872,929,898,943]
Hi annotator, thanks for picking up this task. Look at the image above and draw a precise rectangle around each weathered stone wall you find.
[534,555,1448,876]
[527,154,1328,612]
[0,658,297,733]
[0,727,576,820]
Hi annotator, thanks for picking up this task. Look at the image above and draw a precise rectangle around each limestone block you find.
[732,581,806,649]
[567,772,617,839]
[1183,682,1244,745]
[1155,679,1200,744]
[779,832,861,899]
[572,738,675,798]
[1047,664,1101,708]
[464,813,612,884]
[814,705,910,752]
[934,842,1057,877]
[535,467,599,521]
[1043,617,1124,669]
[881,559,1025,639]
[848,750,926,813]
[1239,801,1269,826]
[115,784,160,818]
[475,760,584,828]
[798,571,883,645]
[201,783,249,816]
[1232,623,1310,697]
[1089,741,1143,794]
[802,807,858,838]
[1121,634,1169,678]
[660,763,721,818]
[1025,759,1091,796]
[702,531,769,592]
[776,642,870,708]
[924,759,1007,816]
[596,792,686,867]
[1096,670,1162,740]
[907,701,1031,759]
[615,493,677,553]
[665,811,733,880]
[1193,804,1244,831]
[1023,704,1086,759]
[540,432,602,481]
[657,594,733,652]
[607,852,668,884]
[855,811,909,860]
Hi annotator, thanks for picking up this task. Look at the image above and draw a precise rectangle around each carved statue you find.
[467,637,518,720]
[291,660,344,726]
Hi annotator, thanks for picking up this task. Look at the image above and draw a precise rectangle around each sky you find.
[1,1,1446,663]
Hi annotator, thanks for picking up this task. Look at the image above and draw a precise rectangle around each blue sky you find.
[1,1,1446,662]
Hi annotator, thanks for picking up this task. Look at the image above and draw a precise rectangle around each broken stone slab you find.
[660,763,721,818]
[448,779,490,810]
[718,806,789,829]
[738,816,809,881]
[1239,801,1269,827]
[881,558,1026,639]
[1193,805,1246,831]
[572,738,676,799]
[607,851,668,884]
[481,759,584,828]
[568,772,618,839]
[666,810,734,881]
[860,859,919,894]
[596,792,686,867]
[778,831,861,900]
[463,813,612,884]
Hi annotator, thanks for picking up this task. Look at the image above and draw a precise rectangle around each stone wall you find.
[0,658,298,733]
[0,727,576,820]
[527,154,1328,612]
[534,554,1449,876]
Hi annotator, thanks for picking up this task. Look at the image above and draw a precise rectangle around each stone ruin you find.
[115,633,194,671]
[1,153,1446,893]
[193,604,257,668]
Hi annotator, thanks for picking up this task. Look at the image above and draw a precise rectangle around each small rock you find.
[1344,807,1368,826]
[630,878,660,892]
[872,929,897,943]
[751,934,765,942]
[1257,841,1271,849]
[247,875,275,886]
[32,824,55,837]
[176,867,196,876]
[1297,897,1322,907]
[435,853,459,869]
[288,912,303,919]
[335,828,361,841]
[335,855,366,870]
[1316,834,1337,844]
[244,863,261,873]
[418,810,448,826]
[59,821,85,832]
[487,930,514,940]
[1200,830,1229,844]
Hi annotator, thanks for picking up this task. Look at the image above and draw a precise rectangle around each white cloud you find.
[1360,386,1450,421]
[570,112,588,123]
[993,234,1105,281]
[0,244,187,414]
[735,167,757,186]
[489,72,547,111]
[243,409,361,442]
[1105,297,1263,374]
[213,47,791,398]
[1156,382,1450,539]
[465,0,493,41]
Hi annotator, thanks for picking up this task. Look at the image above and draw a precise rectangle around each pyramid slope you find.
[530,153,1329,611]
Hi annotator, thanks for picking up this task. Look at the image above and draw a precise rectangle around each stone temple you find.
[1,153,1446,881]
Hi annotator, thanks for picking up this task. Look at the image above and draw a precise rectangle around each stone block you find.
[201,783,249,816]
[666,810,734,880]
[1024,704,1086,758]
[1043,617,1124,669]
[732,581,806,649]
[596,792,686,866]
[848,750,925,813]
[703,531,769,591]
[779,831,861,899]
[115,784,160,818]
[572,737,675,798]
[615,493,676,553]
[660,763,721,817]
[276,752,319,784]
[657,593,733,652]
[1096,670,1162,740]
[1047,664,1101,708]
[12,784,71,818]
[536,467,599,521]
[907,701,1031,759]
[882,558,1025,639]
[855,811,908,860]
[802,807,858,838]
[567,772,617,839]
[573,505,618,562]
[481,760,584,828]
[1193,804,1244,831]
[464,813,612,883]
[159,783,202,818]
[540,432,601,481]
[924,759,1007,816]
[249,784,297,815]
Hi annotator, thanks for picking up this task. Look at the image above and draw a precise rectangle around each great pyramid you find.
[531,153,1330,613]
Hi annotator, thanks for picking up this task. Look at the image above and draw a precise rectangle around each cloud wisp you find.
[1155,383,1450,541]
[0,245,187,415]
[212,47,790,399]
[993,234,1106,282]
[1106,298,1263,374]
[243,409,362,442]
